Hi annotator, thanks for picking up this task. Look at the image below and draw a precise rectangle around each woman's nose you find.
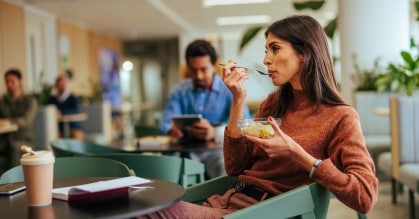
[263,55,271,66]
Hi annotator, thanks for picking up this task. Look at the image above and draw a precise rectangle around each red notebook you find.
[52,176,152,202]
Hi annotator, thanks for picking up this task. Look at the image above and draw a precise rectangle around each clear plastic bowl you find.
[237,118,281,139]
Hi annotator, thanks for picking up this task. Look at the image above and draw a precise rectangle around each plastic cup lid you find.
[20,151,55,166]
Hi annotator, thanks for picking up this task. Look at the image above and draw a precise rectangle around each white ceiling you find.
[14,0,337,40]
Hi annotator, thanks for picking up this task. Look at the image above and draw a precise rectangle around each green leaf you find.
[390,80,399,92]
[416,1,419,20]
[410,37,416,48]
[407,79,415,96]
[239,26,265,53]
[401,51,414,69]
[293,1,325,11]
[324,18,337,39]
[376,84,386,93]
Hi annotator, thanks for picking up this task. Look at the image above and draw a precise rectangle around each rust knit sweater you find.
[224,89,378,214]
[139,89,378,219]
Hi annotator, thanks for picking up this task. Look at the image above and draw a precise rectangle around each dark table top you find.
[0,177,184,219]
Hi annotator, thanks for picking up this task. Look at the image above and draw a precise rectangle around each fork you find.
[219,64,270,76]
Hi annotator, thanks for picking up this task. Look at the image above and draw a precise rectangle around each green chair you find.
[0,157,133,184]
[182,157,206,187]
[50,138,124,157]
[96,153,205,188]
[183,176,331,219]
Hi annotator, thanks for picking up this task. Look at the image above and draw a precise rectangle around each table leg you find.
[63,122,70,138]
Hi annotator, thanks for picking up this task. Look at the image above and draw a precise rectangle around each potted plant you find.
[375,50,419,96]
[354,47,419,152]
[353,48,419,115]
[29,71,53,106]
[351,56,382,92]
[351,39,419,96]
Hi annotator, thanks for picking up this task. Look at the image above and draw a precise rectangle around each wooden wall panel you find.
[57,20,91,96]
[0,2,3,83]
[0,3,122,97]
[0,1,26,94]
[88,31,122,84]
[57,20,122,97]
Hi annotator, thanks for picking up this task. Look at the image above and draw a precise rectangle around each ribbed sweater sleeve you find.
[311,108,378,213]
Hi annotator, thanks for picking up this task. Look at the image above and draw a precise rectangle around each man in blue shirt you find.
[160,39,251,178]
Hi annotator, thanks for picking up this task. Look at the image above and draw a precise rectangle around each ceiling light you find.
[203,0,272,7]
[122,61,134,72]
[216,15,271,26]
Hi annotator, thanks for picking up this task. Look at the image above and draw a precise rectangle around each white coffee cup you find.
[21,151,55,206]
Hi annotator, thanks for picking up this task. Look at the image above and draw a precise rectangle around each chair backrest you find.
[355,92,396,136]
[183,175,330,219]
[50,138,123,157]
[0,165,24,184]
[96,153,205,188]
[225,183,330,219]
[33,105,58,151]
[308,183,331,219]
[0,157,133,184]
[182,157,205,187]
[183,176,238,204]
[390,96,419,179]
[79,101,112,144]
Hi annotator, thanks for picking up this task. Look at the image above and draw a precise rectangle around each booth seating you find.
[354,92,395,176]
[378,96,419,219]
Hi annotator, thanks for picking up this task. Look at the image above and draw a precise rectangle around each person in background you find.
[46,74,84,140]
[140,15,378,218]
[0,69,37,171]
[159,39,251,179]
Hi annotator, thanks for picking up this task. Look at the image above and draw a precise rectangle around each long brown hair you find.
[264,15,347,117]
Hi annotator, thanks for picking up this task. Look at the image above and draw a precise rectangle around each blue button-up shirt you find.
[160,74,251,133]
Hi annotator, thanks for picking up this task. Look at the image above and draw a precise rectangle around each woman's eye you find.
[265,46,280,54]
[271,47,279,53]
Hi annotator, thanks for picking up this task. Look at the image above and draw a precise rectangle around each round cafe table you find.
[0,123,18,134]
[0,177,184,219]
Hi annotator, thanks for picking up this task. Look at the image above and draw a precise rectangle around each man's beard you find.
[194,81,207,89]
